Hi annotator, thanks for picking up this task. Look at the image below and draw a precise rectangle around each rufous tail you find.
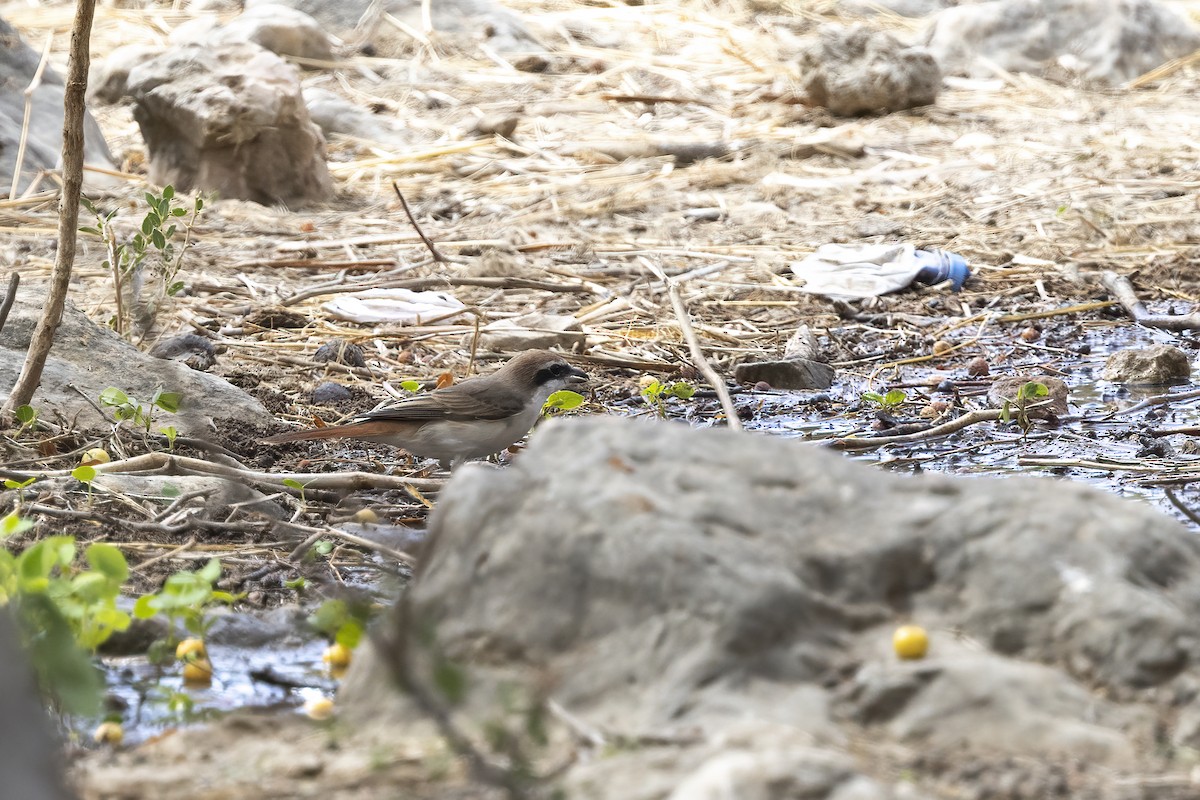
[261,420,394,444]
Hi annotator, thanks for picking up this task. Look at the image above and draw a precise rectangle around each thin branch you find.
[0,272,18,335]
[10,33,53,199]
[827,409,1005,451]
[392,181,451,264]
[2,0,97,421]
[638,258,742,430]
[1101,270,1200,331]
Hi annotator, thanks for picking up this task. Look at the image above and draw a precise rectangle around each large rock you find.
[0,291,273,437]
[1102,344,1192,385]
[340,417,1200,796]
[123,43,333,207]
[925,0,1200,86]
[0,16,114,194]
[795,24,941,116]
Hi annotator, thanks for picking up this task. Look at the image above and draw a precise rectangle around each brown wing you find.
[352,379,527,423]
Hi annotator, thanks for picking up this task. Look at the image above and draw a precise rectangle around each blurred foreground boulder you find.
[342,416,1200,798]
[0,611,75,800]
[926,0,1200,85]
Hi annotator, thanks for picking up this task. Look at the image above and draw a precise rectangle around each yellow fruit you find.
[182,658,214,685]
[931,340,953,357]
[80,448,111,466]
[638,374,658,391]
[352,508,379,524]
[175,637,207,661]
[304,697,335,720]
[322,642,352,669]
[93,721,124,745]
[893,624,929,660]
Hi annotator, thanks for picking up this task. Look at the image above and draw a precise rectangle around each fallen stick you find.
[639,258,742,430]
[0,272,17,335]
[5,451,444,492]
[1100,271,1200,331]
[827,409,1004,451]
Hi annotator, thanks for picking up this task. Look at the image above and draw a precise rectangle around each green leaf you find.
[284,577,307,590]
[195,197,205,211]
[99,387,130,407]
[86,543,129,583]
[161,483,181,498]
[0,511,33,538]
[132,594,159,619]
[543,390,585,412]
[151,229,167,250]
[884,389,908,406]
[79,226,101,236]
[141,214,155,235]
[314,540,334,556]
[172,207,188,217]
[70,572,111,603]
[861,392,885,404]
[400,380,421,393]
[80,196,98,213]
[3,477,35,491]
[640,380,663,398]
[15,405,36,424]
[335,619,363,649]
[668,382,695,400]
[1019,382,1049,401]
[168,281,185,296]
[162,185,175,201]
[152,390,182,414]
[283,478,305,491]
[72,465,97,484]
[197,558,221,584]
[16,593,104,715]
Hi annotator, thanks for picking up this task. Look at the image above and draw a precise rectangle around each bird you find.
[262,349,588,468]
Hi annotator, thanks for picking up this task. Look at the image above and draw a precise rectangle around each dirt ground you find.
[6,0,1200,796]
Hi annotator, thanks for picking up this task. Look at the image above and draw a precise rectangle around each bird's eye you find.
[550,363,567,377]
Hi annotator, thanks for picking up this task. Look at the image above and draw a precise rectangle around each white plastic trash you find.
[789,243,969,299]
[322,288,468,325]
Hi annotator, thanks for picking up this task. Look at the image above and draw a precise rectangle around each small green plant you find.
[541,389,585,417]
[133,559,238,649]
[1000,381,1051,436]
[282,477,311,506]
[0,527,132,713]
[641,379,695,417]
[861,389,908,412]
[13,404,37,434]
[100,386,180,435]
[399,380,422,393]
[3,477,37,507]
[72,464,98,505]
[81,185,205,337]
[308,597,373,651]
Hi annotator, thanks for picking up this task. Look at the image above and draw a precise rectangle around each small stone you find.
[795,24,940,115]
[932,340,953,356]
[312,382,352,404]
[148,333,218,370]
[734,359,835,390]
[313,339,366,367]
[753,381,773,392]
[1102,345,1191,385]
[1019,327,1041,342]
[244,306,309,329]
[471,113,520,139]
[966,356,990,377]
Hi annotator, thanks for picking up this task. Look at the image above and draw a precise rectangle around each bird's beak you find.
[566,365,589,386]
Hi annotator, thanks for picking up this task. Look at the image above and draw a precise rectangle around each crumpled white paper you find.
[322,288,468,324]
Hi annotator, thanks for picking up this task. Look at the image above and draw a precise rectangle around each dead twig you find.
[827,409,1005,451]
[393,181,456,264]
[10,33,53,199]
[1101,271,1200,331]
[638,258,742,430]
[2,0,96,421]
[5,451,444,493]
[280,521,416,566]
[0,272,18,335]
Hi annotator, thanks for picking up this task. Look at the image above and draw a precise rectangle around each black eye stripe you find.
[535,363,568,384]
